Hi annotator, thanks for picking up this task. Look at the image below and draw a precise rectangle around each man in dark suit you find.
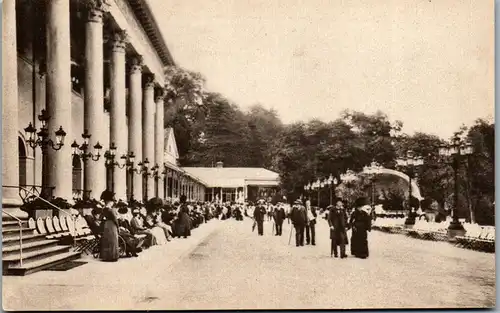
[273,203,286,236]
[253,200,266,236]
[328,200,349,258]
[290,199,308,246]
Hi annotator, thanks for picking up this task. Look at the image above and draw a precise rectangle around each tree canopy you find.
[162,66,494,225]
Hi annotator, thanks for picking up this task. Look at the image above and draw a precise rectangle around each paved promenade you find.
[3,218,495,310]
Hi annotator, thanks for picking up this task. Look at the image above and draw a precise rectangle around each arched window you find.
[18,137,27,187]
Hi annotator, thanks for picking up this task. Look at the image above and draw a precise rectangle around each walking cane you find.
[272,220,275,235]
[288,225,294,245]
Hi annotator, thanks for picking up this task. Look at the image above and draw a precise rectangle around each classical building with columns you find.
[2,0,206,218]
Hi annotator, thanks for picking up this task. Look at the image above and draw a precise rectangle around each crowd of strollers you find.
[85,190,373,262]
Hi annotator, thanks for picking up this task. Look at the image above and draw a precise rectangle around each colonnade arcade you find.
[3,0,204,214]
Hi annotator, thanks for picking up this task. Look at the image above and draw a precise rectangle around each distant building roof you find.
[182,167,280,188]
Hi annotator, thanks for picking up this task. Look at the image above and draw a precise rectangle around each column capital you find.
[129,55,144,74]
[154,87,165,102]
[108,30,128,53]
[86,0,110,23]
[143,73,155,89]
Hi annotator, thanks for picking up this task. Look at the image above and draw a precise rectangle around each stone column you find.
[128,56,143,201]
[2,0,25,216]
[46,0,72,200]
[142,74,155,201]
[109,31,128,201]
[154,88,165,199]
[84,0,108,200]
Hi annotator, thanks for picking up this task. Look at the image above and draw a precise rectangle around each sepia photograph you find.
[1,0,495,310]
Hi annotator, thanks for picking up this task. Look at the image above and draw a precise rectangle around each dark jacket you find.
[290,206,307,226]
[328,207,349,244]
[274,207,286,223]
[253,206,266,222]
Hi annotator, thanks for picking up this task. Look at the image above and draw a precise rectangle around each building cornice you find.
[126,0,175,67]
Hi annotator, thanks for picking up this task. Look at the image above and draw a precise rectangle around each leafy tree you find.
[466,119,495,225]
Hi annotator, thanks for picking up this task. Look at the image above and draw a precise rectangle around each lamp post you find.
[151,163,160,198]
[304,183,312,204]
[137,158,151,202]
[439,134,473,237]
[70,129,102,200]
[24,109,67,199]
[396,150,424,225]
[364,161,384,209]
[316,179,325,208]
[121,151,136,202]
[160,165,168,199]
[104,143,130,194]
[326,174,339,206]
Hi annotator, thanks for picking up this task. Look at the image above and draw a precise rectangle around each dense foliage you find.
[162,66,495,225]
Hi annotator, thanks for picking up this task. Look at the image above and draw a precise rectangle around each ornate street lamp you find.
[304,182,312,203]
[364,161,384,209]
[327,174,339,206]
[396,150,424,225]
[137,158,151,202]
[439,134,473,237]
[151,163,161,198]
[121,151,136,202]
[24,109,67,199]
[70,129,102,199]
[104,143,132,192]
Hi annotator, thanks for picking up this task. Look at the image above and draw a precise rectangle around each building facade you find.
[183,162,280,204]
[2,0,205,218]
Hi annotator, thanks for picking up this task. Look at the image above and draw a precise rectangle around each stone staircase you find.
[2,217,81,276]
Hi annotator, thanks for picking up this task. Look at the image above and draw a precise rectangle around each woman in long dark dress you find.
[100,190,120,262]
[349,198,372,259]
[176,195,192,238]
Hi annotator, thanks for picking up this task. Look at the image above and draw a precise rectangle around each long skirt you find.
[150,226,168,245]
[350,228,369,258]
[100,220,119,261]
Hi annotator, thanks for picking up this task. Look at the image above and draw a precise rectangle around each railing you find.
[17,186,76,246]
[12,185,55,204]
[1,210,24,266]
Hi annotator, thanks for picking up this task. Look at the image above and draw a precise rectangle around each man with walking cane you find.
[274,202,286,236]
[253,199,266,236]
[328,200,349,258]
[290,199,307,246]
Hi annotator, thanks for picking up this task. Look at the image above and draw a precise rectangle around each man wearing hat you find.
[253,199,266,236]
[273,202,286,236]
[290,199,308,246]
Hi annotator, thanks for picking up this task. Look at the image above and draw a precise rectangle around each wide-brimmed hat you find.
[100,190,116,202]
[294,199,303,205]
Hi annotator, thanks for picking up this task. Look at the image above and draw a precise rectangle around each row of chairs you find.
[29,215,95,243]
[455,227,495,252]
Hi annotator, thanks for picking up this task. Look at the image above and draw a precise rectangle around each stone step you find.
[3,245,71,267]
[4,251,82,276]
[3,239,59,257]
[2,227,37,239]
[2,233,49,247]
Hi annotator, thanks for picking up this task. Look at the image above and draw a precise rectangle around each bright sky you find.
[151,0,494,140]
